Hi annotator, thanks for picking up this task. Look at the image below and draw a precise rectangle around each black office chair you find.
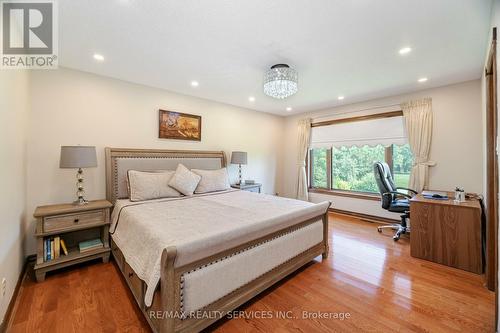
[373,162,418,241]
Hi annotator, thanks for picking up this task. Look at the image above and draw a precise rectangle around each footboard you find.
[158,212,329,333]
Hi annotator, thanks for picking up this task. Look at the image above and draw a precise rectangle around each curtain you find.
[296,118,311,201]
[401,98,435,192]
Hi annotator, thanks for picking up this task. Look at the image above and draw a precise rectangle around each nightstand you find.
[231,183,262,193]
[33,199,112,282]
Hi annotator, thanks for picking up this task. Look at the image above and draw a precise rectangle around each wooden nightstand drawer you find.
[44,210,105,233]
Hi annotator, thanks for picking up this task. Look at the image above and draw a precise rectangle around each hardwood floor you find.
[6,213,495,332]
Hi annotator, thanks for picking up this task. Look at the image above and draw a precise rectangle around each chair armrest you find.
[396,187,418,195]
[386,191,412,200]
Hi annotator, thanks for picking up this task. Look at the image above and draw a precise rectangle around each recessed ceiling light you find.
[418,77,428,83]
[191,81,199,87]
[93,53,104,61]
[338,96,345,100]
[286,107,292,112]
[248,96,255,102]
[399,47,412,55]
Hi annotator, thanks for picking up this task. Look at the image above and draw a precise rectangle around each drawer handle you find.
[73,218,79,223]
[128,272,134,278]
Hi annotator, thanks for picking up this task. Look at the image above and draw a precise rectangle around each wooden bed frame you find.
[105,147,329,333]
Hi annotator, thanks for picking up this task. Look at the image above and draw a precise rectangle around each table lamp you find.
[231,151,247,185]
[60,146,97,205]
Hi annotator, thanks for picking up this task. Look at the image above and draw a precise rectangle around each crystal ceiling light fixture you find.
[263,64,298,99]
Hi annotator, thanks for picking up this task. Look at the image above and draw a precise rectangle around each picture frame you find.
[158,109,202,141]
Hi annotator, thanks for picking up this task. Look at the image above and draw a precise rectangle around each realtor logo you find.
[1,0,58,69]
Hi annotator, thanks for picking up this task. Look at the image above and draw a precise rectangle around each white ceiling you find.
[59,0,493,115]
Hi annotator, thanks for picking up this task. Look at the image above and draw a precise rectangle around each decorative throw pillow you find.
[192,168,230,194]
[168,164,202,196]
[128,170,181,202]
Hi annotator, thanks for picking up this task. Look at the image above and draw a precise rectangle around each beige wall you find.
[25,67,284,255]
[281,80,483,218]
[0,71,29,324]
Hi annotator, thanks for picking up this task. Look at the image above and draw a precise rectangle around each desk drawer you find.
[44,210,105,233]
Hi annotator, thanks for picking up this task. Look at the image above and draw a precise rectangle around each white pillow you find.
[168,164,201,196]
[192,168,230,194]
[128,170,181,202]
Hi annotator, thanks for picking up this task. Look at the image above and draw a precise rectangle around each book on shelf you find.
[79,238,103,253]
[60,239,68,255]
[50,239,54,260]
[54,237,60,259]
[44,239,49,261]
[44,236,65,262]
[47,239,51,261]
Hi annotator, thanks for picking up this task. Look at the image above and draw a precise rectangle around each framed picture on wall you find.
[159,109,202,141]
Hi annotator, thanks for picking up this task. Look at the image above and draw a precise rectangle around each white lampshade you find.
[231,151,247,165]
[60,146,97,169]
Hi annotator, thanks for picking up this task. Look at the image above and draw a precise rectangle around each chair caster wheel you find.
[393,237,399,241]
[377,228,382,233]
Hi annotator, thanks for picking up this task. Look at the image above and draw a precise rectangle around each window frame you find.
[307,111,408,199]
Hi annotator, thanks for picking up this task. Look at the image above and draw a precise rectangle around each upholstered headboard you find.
[105,147,226,203]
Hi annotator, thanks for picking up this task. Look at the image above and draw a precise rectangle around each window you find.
[331,145,385,193]
[310,144,412,194]
[310,148,329,188]
[391,143,413,188]
[308,112,413,195]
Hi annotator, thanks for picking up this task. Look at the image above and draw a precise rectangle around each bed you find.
[105,148,330,333]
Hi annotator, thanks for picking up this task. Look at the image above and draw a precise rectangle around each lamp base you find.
[237,164,243,185]
[73,168,89,205]
[73,197,89,205]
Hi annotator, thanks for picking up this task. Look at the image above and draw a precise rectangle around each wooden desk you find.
[410,192,482,274]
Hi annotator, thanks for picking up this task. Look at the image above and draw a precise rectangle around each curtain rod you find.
[311,103,401,122]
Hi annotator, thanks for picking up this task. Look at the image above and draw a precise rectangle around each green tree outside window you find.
[310,144,412,193]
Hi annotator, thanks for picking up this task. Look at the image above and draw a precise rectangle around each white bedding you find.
[110,189,329,307]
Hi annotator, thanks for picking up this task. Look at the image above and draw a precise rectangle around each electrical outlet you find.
[1,278,6,297]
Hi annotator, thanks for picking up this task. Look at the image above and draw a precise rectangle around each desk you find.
[410,192,482,274]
